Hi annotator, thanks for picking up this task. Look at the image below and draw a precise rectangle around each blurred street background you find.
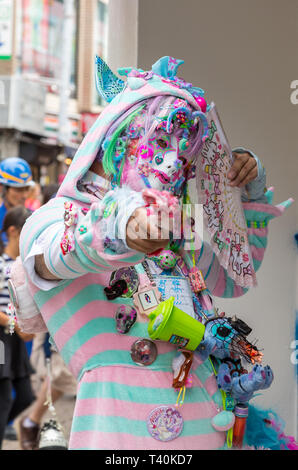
[0,0,108,186]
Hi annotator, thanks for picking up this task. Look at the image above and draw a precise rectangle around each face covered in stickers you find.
[136,132,187,194]
[118,99,205,196]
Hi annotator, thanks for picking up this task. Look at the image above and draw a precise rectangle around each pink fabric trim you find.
[211,269,226,297]
[247,227,268,237]
[250,245,266,261]
[242,201,282,218]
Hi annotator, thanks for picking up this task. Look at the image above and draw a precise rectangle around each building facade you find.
[0,0,108,184]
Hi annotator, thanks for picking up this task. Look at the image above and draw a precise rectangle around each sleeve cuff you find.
[24,239,66,291]
[102,186,146,252]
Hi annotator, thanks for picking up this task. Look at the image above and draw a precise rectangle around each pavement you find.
[2,393,76,451]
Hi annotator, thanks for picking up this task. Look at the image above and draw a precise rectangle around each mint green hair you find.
[102,104,146,182]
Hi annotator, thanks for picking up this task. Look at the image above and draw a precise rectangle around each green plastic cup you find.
[147,297,205,351]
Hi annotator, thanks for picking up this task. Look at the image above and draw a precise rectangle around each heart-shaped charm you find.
[155,155,163,165]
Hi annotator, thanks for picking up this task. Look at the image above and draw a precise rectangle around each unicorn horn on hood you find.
[94,56,126,103]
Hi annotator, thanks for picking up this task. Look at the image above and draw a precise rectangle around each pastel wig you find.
[57,56,209,204]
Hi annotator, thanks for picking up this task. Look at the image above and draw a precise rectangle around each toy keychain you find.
[38,358,68,450]
[209,357,234,449]
[133,263,162,317]
[172,195,198,408]
[172,350,194,408]
[180,192,234,448]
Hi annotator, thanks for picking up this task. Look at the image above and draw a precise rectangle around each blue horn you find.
[94,56,126,103]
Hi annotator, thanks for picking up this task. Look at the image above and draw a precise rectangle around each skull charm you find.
[115,305,137,334]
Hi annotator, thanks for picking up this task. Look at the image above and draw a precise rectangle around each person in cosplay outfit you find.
[17,56,294,450]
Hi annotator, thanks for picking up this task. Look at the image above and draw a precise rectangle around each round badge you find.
[147,406,184,442]
[130,339,157,366]
[110,267,139,298]
[115,305,137,334]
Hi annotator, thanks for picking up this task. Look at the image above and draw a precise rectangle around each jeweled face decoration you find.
[137,133,186,193]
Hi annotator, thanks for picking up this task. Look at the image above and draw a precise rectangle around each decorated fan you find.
[196,102,257,288]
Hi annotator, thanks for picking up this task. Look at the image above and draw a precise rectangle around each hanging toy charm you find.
[188,267,207,293]
[60,201,78,255]
[172,350,194,389]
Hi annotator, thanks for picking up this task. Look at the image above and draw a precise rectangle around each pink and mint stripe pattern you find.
[69,358,226,450]
[20,195,144,281]
[18,68,289,449]
[19,191,281,449]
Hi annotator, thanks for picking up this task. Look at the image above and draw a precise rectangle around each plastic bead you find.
[156,250,177,270]
[194,96,207,113]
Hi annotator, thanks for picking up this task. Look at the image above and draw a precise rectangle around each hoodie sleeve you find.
[20,187,146,290]
[186,187,293,298]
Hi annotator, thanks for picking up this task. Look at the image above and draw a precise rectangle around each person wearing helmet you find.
[0,158,35,243]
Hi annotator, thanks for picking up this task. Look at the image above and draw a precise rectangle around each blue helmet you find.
[0,157,34,188]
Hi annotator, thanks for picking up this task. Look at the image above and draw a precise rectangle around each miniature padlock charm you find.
[188,267,206,293]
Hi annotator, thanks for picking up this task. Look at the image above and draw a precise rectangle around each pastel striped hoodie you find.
[19,59,291,450]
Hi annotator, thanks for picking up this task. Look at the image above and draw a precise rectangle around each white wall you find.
[109,0,298,437]
[107,0,138,71]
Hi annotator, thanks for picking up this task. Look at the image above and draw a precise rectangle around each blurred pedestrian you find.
[18,332,77,450]
[41,183,59,206]
[25,183,42,212]
[0,157,36,436]
[0,157,35,245]
[0,206,34,449]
